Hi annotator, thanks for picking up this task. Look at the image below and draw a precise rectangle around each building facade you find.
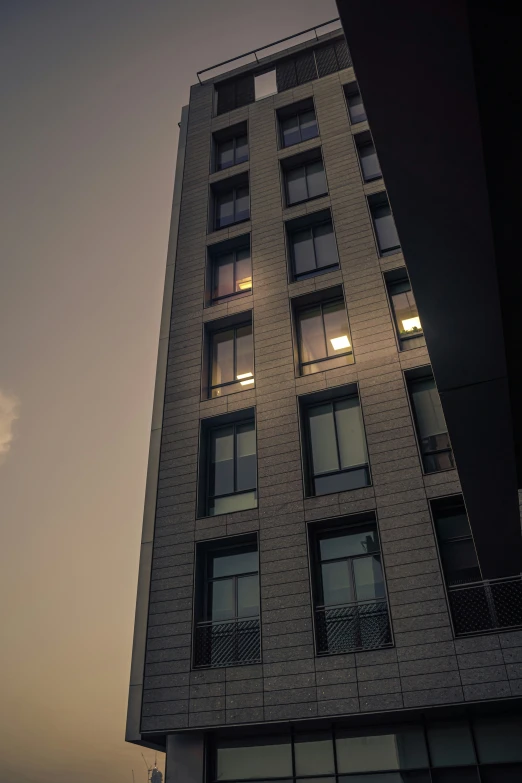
[126,19,522,783]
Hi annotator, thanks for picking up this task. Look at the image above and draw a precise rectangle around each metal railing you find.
[194,617,261,668]
[315,600,392,655]
[448,574,522,636]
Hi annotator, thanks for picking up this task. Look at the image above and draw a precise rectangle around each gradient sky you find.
[0,1,337,781]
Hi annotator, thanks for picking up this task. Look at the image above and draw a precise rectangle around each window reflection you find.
[208,420,257,516]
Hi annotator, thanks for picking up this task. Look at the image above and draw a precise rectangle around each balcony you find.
[448,574,522,636]
[315,600,392,655]
[194,617,261,668]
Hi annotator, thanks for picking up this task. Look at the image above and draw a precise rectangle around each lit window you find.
[211,246,252,302]
[386,272,423,349]
[296,298,353,375]
[210,323,254,398]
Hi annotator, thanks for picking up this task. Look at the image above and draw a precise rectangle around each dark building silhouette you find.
[126,12,522,782]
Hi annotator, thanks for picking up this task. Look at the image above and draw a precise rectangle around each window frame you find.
[430,496,482,589]
[296,296,353,375]
[406,369,455,475]
[208,321,255,398]
[385,270,424,349]
[344,81,367,125]
[280,107,319,148]
[215,133,249,171]
[289,217,339,281]
[284,157,327,207]
[201,540,260,623]
[355,135,382,182]
[203,417,258,518]
[214,185,250,230]
[368,192,401,257]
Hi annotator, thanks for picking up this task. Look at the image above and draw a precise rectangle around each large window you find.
[214,185,249,230]
[210,245,252,303]
[432,497,481,588]
[344,81,367,125]
[280,105,319,148]
[296,296,353,375]
[215,133,248,171]
[200,415,257,516]
[209,322,254,398]
[212,717,522,782]
[194,538,260,668]
[303,393,370,495]
[284,156,327,206]
[311,520,391,654]
[355,131,381,182]
[288,214,339,280]
[407,371,454,473]
[386,270,424,350]
[369,193,401,256]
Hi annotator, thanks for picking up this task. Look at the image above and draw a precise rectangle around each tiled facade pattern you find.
[139,38,522,737]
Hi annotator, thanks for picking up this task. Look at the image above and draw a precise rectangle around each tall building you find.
[126,15,522,783]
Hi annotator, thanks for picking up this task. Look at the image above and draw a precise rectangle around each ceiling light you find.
[330,335,351,350]
[402,316,421,332]
[240,378,255,386]
[237,278,252,291]
[237,372,253,380]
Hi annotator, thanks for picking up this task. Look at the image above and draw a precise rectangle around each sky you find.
[0,1,337,781]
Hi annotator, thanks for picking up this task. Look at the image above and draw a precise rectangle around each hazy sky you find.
[0,1,337,781]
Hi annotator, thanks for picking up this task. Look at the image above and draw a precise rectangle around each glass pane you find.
[348,92,367,123]
[235,187,249,222]
[212,549,258,578]
[255,69,277,101]
[216,192,234,228]
[216,738,292,780]
[211,330,235,389]
[480,764,522,783]
[302,353,351,376]
[235,248,252,292]
[306,159,327,198]
[209,578,235,621]
[323,300,351,356]
[308,403,339,474]
[339,775,429,783]
[335,397,367,469]
[336,726,428,772]
[210,426,234,497]
[237,574,259,617]
[373,203,400,254]
[315,467,369,495]
[474,716,522,763]
[235,135,248,164]
[390,283,422,336]
[293,228,316,276]
[353,556,385,601]
[214,254,235,299]
[295,732,335,775]
[299,306,326,363]
[210,490,257,516]
[435,510,472,541]
[427,721,476,767]
[287,166,308,204]
[282,115,301,147]
[321,560,353,605]
[217,139,234,170]
[235,324,254,384]
[236,421,256,491]
[431,770,480,783]
[359,142,381,180]
[320,527,379,561]
[410,378,447,440]
[300,110,319,141]
[440,539,480,585]
[314,222,338,269]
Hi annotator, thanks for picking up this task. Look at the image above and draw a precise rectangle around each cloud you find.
[0,389,20,464]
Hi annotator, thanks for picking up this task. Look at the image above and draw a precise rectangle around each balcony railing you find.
[315,600,392,655]
[448,575,522,636]
[194,617,261,668]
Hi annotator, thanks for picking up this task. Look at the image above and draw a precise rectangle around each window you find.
[310,519,392,654]
[280,106,318,148]
[296,295,353,375]
[369,193,401,256]
[210,245,252,303]
[302,392,370,495]
[284,156,327,206]
[432,497,481,587]
[386,270,424,350]
[355,131,381,181]
[215,133,248,171]
[194,538,260,668]
[345,82,367,124]
[407,370,454,473]
[214,185,249,229]
[288,212,339,280]
[209,322,254,398]
[254,69,277,101]
[200,414,257,517]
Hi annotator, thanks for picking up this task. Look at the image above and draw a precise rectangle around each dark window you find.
[345,82,367,124]
[215,186,249,229]
[297,297,353,375]
[216,736,292,780]
[408,372,454,473]
[210,323,254,398]
[194,539,260,668]
[290,219,339,280]
[304,395,370,495]
[285,158,327,205]
[281,108,318,148]
[369,193,401,256]
[211,246,252,302]
[206,419,257,516]
[355,133,381,181]
[387,272,423,348]
[216,134,248,171]
[216,74,255,115]
[432,498,481,587]
[311,520,392,654]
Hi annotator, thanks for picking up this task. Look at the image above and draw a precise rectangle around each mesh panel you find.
[235,74,255,108]
[448,577,522,636]
[296,51,317,85]
[315,602,392,654]
[315,44,339,78]
[217,81,236,115]
[335,39,352,70]
[276,59,297,92]
[194,618,261,668]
